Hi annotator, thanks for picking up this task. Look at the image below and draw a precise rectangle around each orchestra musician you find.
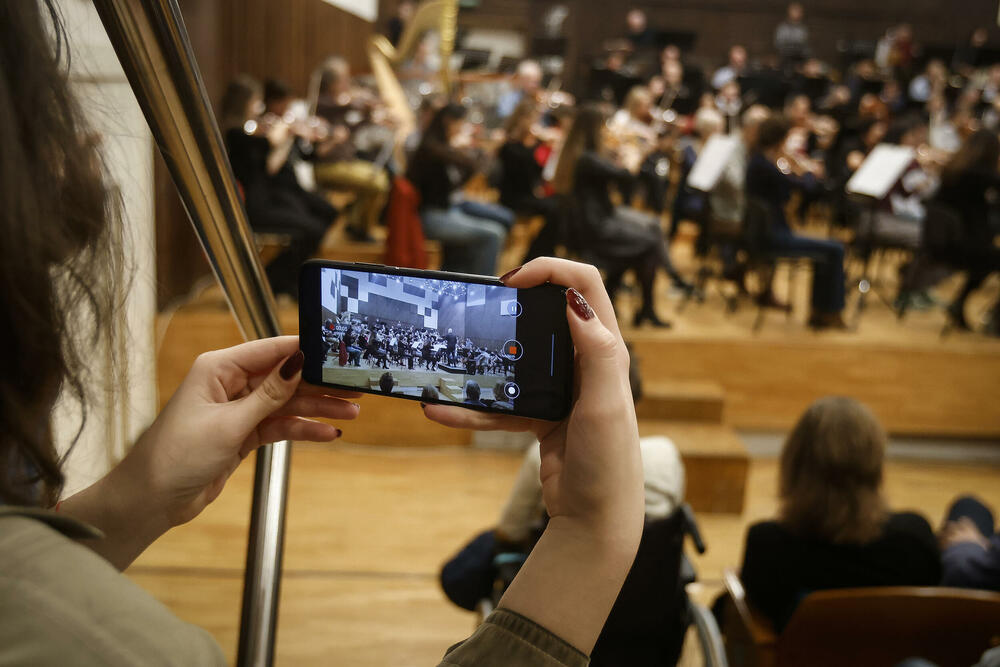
[497,100,566,262]
[553,103,694,328]
[220,74,337,299]
[311,56,391,242]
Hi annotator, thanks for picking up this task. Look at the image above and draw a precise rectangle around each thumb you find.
[235,350,304,426]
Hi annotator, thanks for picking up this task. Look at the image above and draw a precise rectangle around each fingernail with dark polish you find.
[499,266,522,283]
[333,428,343,439]
[420,402,427,409]
[566,288,595,320]
[280,350,304,380]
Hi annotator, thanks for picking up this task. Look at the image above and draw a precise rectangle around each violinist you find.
[746,116,847,329]
[221,75,336,299]
[608,86,674,215]
[497,100,565,262]
[312,57,390,243]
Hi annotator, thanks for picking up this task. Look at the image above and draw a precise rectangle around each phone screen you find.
[299,262,574,421]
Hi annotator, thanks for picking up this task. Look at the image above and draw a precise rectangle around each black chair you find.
[478,504,727,667]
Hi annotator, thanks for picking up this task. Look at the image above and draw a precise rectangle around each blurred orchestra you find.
[221,0,1000,335]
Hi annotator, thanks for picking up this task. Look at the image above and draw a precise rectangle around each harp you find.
[367,0,459,164]
[93,1,288,665]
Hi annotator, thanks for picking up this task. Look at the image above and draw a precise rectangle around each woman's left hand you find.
[62,336,360,569]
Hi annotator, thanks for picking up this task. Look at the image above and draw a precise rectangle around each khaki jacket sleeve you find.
[0,511,225,667]
[438,608,589,667]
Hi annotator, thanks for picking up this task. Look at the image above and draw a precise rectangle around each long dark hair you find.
[942,128,1000,185]
[552,103,606,194]
[0,1,125,506]
[779,397,888,544]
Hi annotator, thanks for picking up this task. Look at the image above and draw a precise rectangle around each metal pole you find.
[92,2,290,664]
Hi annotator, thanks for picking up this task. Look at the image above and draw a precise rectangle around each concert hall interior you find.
[6,0,1000,665]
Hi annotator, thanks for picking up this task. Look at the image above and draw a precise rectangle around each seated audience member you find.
[497,60,543,120]
[420,384,440,402]
[940,496,1000,591]
[552,104,692,327]
[221,75,337,298]
[746,116,848,329]
[670,106,725,238]
[407,103,509,275]
[497,100,564,262]
[712,45,748,90]
[378,371,394,394]
[463,380,486,407]
[730,397,941,631]
[930,129,1000,334]
[311,56,390,242]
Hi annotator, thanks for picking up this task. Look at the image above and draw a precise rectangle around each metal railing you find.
[93,1,289,664]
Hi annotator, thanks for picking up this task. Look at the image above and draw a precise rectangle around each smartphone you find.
[298,260,575,421]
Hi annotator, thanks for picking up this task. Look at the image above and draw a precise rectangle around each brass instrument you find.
[368,0,459,166]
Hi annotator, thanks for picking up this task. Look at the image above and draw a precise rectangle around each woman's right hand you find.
[422,258,645,654]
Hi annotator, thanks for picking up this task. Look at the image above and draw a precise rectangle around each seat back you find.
[590,509,690,667]
[778,587,1000,667]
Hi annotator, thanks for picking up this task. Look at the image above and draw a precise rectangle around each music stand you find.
[844,144,915,324]
[687,135,739,193]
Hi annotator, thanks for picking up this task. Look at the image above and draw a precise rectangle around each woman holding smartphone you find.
[0,4,644,664]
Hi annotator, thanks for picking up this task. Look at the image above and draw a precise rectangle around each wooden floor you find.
[126,443,1000,666]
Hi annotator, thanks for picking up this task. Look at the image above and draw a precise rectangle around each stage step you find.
[635,379,726,423]
[639,420,748,515]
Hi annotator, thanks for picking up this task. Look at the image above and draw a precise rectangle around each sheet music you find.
[845,144,916,200]
[687,135,739,192]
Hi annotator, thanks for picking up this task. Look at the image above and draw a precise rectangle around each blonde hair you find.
[779,396,889,544]
[623,86,652,118]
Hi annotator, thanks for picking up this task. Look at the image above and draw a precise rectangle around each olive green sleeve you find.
[439,608,589,667]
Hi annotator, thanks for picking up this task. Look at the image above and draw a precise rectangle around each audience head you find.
[515,60,543,96]
[464,380,481,402]
[943,128,1000,184]
[220,74,263,131]
[779,396,888,544]
[755,115,791,154]
[378,372,394,394]
[0,0,126,506]
[263,78,293,117]
[693,107,725,139]
[421,385,439,402]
